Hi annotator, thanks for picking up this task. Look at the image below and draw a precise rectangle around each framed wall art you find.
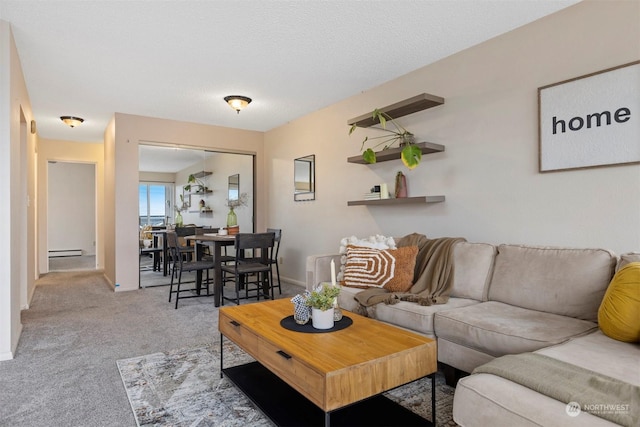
[538,60,640,172]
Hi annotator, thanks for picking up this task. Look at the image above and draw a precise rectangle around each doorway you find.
[47,161,97,271]
[138,144,255,288]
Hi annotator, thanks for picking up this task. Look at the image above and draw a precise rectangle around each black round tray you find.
[280,315,353,333]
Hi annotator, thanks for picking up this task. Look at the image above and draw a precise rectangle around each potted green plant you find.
[306,284,341,329]
[183,174,209,194]
[349,109,422,169]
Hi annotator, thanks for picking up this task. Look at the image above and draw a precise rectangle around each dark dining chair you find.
[220,232,275,305]
[166,231,214,309]
[174,226,196,262]
[266,228,282,296]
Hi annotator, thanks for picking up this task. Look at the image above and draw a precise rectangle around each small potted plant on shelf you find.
[306,284,341,329]
[349,109,422,169]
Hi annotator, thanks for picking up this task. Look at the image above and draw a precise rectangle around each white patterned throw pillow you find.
[337,235,396,281]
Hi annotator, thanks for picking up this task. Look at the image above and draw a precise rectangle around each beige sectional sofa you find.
[306,241,640,426]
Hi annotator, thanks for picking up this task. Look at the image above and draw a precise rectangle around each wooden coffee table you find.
[219,299,437,426]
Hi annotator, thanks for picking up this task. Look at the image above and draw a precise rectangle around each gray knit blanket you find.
[473,352,640,426]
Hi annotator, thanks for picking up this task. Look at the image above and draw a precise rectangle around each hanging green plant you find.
[349,109,422,169]
[183,174,208,193]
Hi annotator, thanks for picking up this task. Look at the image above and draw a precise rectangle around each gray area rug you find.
[118,341,456,427]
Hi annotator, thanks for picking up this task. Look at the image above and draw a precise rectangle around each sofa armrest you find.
[306,253,342,291]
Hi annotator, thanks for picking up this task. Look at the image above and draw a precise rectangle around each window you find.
[139,183,172,227]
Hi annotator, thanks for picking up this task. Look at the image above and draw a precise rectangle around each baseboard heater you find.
[49,249,83,258]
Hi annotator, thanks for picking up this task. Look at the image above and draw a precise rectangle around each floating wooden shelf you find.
[188,209,213,213]
[192,171,212,178]
[348,93,444,128]
[186,190,213,196]
[347,195,445,206]
[347,142,444,164]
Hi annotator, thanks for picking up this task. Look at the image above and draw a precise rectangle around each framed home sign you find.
[538,61,640,172]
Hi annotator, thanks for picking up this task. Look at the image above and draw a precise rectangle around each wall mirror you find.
[294,154,315,201]
[228,174,239,202]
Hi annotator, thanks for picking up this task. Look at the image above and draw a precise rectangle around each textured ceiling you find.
[0,0,580,143]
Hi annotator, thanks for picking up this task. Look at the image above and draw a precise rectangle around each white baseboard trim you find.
[281,276,305,288]
[48,249,82,257]
[0,351,14,361]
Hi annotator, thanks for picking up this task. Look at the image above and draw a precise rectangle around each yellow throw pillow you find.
[341,245,418,292]
[598,262,640,342]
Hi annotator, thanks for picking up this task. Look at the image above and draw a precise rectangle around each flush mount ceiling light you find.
[60,116,84,127]
[224,95,252,114]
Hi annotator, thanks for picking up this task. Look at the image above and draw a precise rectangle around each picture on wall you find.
[538,61,640,172]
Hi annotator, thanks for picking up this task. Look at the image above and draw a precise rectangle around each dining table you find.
[185,233,236,307]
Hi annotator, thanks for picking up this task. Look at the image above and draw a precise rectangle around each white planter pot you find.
[311,307,334,330]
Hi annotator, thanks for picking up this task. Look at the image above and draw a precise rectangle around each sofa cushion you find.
[454,373,617,427]
[454,331,640,427]
[537,330,640,386]
[338,286,479,337]
[488,245,616,322]
[342,245,417,291]
[374,297,480,337]
[450,242,496,301]
[598,262,640,342]
[434,301,598,356]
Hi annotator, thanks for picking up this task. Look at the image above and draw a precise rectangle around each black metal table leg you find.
[220,334,224,379]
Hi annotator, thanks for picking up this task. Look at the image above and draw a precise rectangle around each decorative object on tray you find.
[395,171,408,198]
[349,109,422,169]
[333,300,343,322]
[306,281,341,330]
[290,291,312,325]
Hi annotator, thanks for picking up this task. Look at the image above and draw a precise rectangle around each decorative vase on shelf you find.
[395,171,408,198]
[226,207,237,227]
[311,307,335,330]
[175,211,183,227]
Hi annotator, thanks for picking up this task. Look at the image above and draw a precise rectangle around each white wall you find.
[47,162,96,256]
[265,0,640,285]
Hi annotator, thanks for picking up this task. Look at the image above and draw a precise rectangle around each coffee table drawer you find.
[219,312,259,356]
[258,338,325,408]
